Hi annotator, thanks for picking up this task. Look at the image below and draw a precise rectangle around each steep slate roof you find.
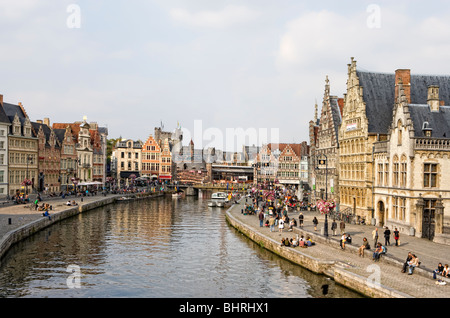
[356,70,395,134]
[0,105,11,125]
[329,97,342,142]
[356,70,450,134]
[3,102,27,123]
[408,105,450,138]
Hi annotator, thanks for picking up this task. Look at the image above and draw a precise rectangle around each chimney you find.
[44,118,50,127]
[337,98,344,116]
[428,85,440,112]
[395,69,411,103]
[0,94,3,107]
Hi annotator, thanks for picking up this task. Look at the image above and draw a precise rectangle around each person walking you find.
[340,220,345,234]
[278,218,285,234]
[269,216,275,232]
[298,212,304,228]
[393,227,400,246]
[372,228,379,247]
[384,226,391,246]
[312,216,318,231]
[331,219,337,236]
[258,210,265,227]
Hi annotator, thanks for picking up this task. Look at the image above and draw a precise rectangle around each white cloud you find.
[169,5,260,29]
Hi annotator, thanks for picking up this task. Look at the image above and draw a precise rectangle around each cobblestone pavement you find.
[228,199,450,298]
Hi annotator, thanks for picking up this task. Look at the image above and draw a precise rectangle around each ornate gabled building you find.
[338,57,399,220]
[255,143,307,186]
[3,101,38,196]
[310,76,343,203]
[54,125,78,191]
[33,119,61,193]
[373,69,450,244]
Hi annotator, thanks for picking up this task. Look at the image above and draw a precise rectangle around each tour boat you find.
[172,191,183,198]
[209,192,230,208]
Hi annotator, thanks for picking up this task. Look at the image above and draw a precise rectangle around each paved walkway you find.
[0,194,119,239]
[229,198,450,298]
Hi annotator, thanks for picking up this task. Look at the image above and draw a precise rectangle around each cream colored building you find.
[373,69,450,244]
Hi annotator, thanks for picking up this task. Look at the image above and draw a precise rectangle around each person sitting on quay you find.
[288,218,297,231]
[340,233,347,250]
[358,237,370,257]
[305,236,315,247]
[407,254,420,275]
[443,264,450,278]
[433,262,445,279]
[372,242,386,261]
[401,252,413,273]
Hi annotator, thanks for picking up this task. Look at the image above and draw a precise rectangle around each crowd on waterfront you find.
[240,183,450,284]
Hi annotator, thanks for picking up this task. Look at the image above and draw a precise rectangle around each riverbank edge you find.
[224,203,412,298]
[0,192,164,267]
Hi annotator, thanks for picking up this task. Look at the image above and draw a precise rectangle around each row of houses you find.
[113,126,311,187]
[0,94,108,197]
[309,57,450,244]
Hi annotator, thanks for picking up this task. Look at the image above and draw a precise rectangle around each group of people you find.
[372,226,401,247]
[433,263,450,280]
[401,252,421,275]
[281,235,314,248]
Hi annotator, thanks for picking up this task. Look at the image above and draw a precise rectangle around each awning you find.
[159,175,172,179]
[77,181,103,186]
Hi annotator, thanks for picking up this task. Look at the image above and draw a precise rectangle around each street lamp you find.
[25,155,33,195]
[315,153,329,237]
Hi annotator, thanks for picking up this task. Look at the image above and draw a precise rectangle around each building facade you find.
[3,102,38,196]
[34,119,61,193]
[310,76,343,203]
[0,96,11,198]
[338,58,392,220]
[373,69,450,244]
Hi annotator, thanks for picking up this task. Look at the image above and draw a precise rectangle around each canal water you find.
[0,195,362,298]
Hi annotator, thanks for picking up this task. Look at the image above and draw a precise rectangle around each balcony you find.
[373,140,388,153]
[414,138,450,151]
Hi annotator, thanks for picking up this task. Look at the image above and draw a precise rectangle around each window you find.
[393,156,399,187]
[400,157,407,188]
[424,163,437,188]
[393,196,398,219]
[384,162,389,186]
[397,120,403,145]
[378,163,383,186]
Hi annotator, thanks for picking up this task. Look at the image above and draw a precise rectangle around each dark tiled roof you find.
[0,105,11,125]
[356,70,395,134]
[357,70,450,134]
[409,105,450,138]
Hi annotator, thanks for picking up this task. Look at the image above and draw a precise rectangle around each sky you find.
[1,0,450,152]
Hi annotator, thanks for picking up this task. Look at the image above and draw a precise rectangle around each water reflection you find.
[0,194,362,298]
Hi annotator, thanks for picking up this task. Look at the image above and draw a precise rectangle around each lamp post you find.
[26,155,33,195]
[315,153,329,237]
